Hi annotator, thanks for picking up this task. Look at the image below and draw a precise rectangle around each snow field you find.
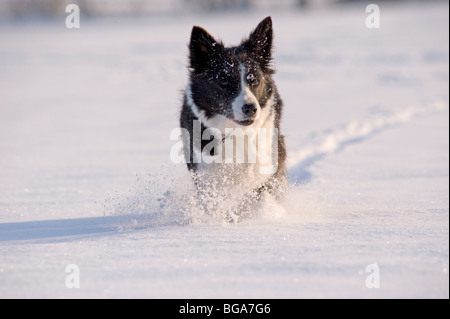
[0,2,448,298]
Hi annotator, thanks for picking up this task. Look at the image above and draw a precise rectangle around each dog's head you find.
[188,17,275,127]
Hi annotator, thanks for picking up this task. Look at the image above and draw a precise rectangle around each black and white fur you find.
[180,17,287,220]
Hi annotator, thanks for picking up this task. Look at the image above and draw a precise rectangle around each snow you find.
[0,2,448,298]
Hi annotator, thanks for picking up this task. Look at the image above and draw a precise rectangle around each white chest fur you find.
[187,91,278,193]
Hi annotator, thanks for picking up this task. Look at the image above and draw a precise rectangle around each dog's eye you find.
[246,73,259,85]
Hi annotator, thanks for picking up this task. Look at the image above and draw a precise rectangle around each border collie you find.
[180,17,287,221]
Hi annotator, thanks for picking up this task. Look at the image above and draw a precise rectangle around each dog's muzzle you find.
[237,103,257,126]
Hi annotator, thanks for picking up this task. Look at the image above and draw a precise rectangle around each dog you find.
[180,17,287,221]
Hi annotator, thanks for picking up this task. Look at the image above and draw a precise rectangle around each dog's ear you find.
[189,26,222,73]
[244,17,274,72]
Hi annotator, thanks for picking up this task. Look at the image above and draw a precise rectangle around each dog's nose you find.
[242,103,257,117]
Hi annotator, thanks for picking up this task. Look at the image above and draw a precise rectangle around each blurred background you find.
[0,0,440,18]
